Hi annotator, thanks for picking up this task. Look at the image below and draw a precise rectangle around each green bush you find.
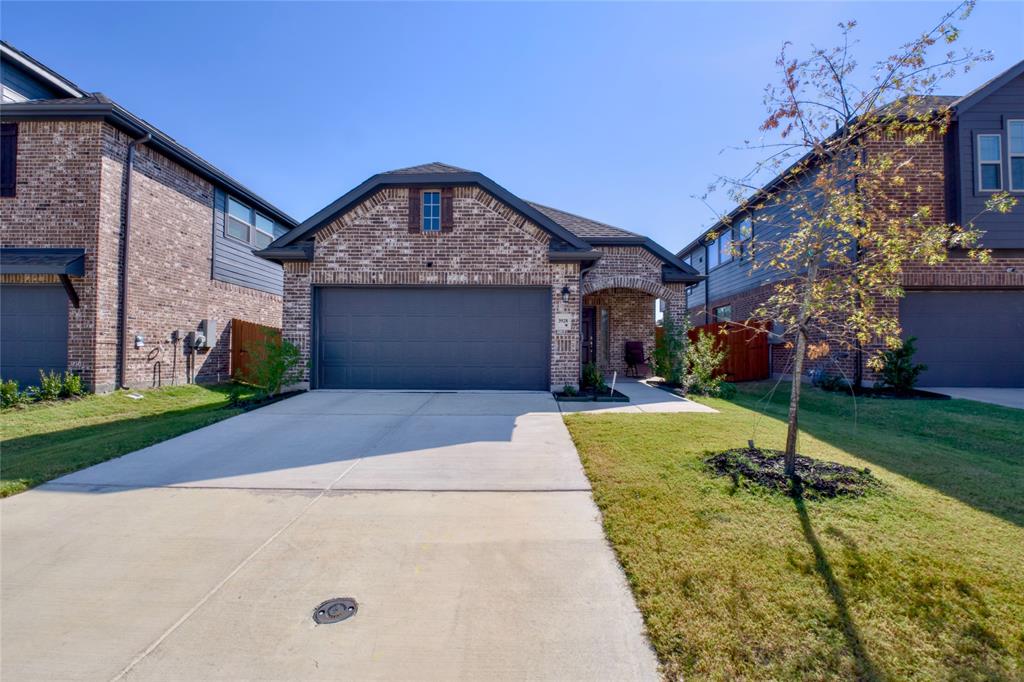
[1,379,24,409]
[653,315,691,386]
[686,330,728,396]
[37,370,63,401]
[877,337,927,394]
[242,337,307,399]
[561,383,578,397]
[61,371,84,398]
[581,362,605,391]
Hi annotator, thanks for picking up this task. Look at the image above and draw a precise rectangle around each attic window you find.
[977,134,1002,191]
[422,191,441,231]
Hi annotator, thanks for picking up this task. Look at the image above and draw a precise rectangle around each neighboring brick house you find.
[258,163,699,391]
[678,60,1024,388]
[0,41,296,392]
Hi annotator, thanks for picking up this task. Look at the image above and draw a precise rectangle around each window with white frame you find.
[977,133,1002,191]
[1009,120,1024,192]
[422,190,441,231]
[707,235,719,269]
[226,196,284,248]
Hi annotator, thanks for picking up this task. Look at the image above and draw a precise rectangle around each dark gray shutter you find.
[408,188,420,233]
[441,187,454,232]
[0,123,17,198]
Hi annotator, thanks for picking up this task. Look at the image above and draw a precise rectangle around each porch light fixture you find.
[560,286,571,303]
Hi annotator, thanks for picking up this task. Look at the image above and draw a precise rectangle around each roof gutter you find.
[0,101,297,228]
[118,132,151,390]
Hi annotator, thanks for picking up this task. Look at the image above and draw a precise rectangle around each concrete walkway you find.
[558,378,718,414]
[928,387,1024,410]
[1,391,658,681]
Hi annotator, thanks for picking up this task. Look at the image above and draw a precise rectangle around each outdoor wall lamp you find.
[561,286,571,303]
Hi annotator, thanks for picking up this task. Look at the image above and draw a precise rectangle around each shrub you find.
[1,379,24,409]
[242,337,306,398]
[581,362,605,391]
[37,370,63,401]
[561,384,578,397]
[653,315,691,386]
[813,372,850,393]
[877,337,927,394]
[686,330,728,396]
[61,372,84,398]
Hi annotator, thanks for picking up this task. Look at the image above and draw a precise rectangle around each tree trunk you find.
[784,328,806,477]
[785,261,818,479]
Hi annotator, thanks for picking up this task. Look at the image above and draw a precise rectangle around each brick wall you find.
[1,119,284,391]
[0,121,103,387]
[582,288,655,376]
[99,125,282,390]
[290,186,580,390]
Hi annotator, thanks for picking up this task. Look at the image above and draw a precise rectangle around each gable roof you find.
[677,59,1024,258]
[265,163,700,278]
[0,40,86,99]
[385,162,474,175]
[948,58,1024,114]
[1,93,297,227]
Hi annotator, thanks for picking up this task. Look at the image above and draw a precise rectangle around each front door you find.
[581,306,596,365]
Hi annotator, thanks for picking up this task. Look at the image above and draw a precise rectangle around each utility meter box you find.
[199,319,216,349]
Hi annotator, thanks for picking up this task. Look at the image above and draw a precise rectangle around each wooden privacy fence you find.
[687,320,771,382]
[230,319,281,381]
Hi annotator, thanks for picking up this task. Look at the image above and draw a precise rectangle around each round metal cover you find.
[313,597,358,625]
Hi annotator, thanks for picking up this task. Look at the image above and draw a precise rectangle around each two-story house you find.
[679,60,1024,389]
[0,41,296,392]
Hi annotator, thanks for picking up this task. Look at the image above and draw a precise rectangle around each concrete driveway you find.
[1,391,658,681]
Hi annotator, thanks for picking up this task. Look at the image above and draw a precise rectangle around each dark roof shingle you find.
[526,202,640,239]
[384,162,473,175]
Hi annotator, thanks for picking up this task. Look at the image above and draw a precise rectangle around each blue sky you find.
[3,2,1022,251]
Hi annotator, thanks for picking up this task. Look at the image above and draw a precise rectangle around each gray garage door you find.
[1,285,68,387]
[316,287,551,390]
[900,290,1024,387]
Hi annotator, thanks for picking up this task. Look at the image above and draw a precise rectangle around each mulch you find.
[705,447,882,498]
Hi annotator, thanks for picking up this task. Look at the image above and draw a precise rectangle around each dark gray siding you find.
[0,59,64,103]
[954,71,1024,248]
[211,188,285,295]
[686,165,828,317]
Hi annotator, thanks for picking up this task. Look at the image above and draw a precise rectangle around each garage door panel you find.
[900,291,1024,387]
[316,287,551,390]
[0,285,69,387]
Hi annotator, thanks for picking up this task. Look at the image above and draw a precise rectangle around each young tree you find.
[708,1,1015,477]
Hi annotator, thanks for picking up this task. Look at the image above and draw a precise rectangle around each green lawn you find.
[0,384,257,497]
[564,383,1024,681]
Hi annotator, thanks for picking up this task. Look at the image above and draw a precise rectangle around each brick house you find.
[0,41,296,392]
[678,59,1024,388]
[258,163,700,391]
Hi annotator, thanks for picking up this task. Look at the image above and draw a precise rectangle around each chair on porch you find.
[624,341,650,377]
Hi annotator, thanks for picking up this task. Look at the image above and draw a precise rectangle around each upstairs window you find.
[1009,120,1024,192]
[227,196,283,248]
[0,123,16,197]
[977,134,1002,191]
[716,230,733,266]
[422,190,441,231]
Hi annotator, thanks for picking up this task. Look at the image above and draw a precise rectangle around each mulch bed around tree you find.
[705,447,882,498]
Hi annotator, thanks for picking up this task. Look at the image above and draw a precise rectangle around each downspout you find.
[118,132,151,390]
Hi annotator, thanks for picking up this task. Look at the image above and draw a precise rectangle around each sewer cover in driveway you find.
[313,598,358,625]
